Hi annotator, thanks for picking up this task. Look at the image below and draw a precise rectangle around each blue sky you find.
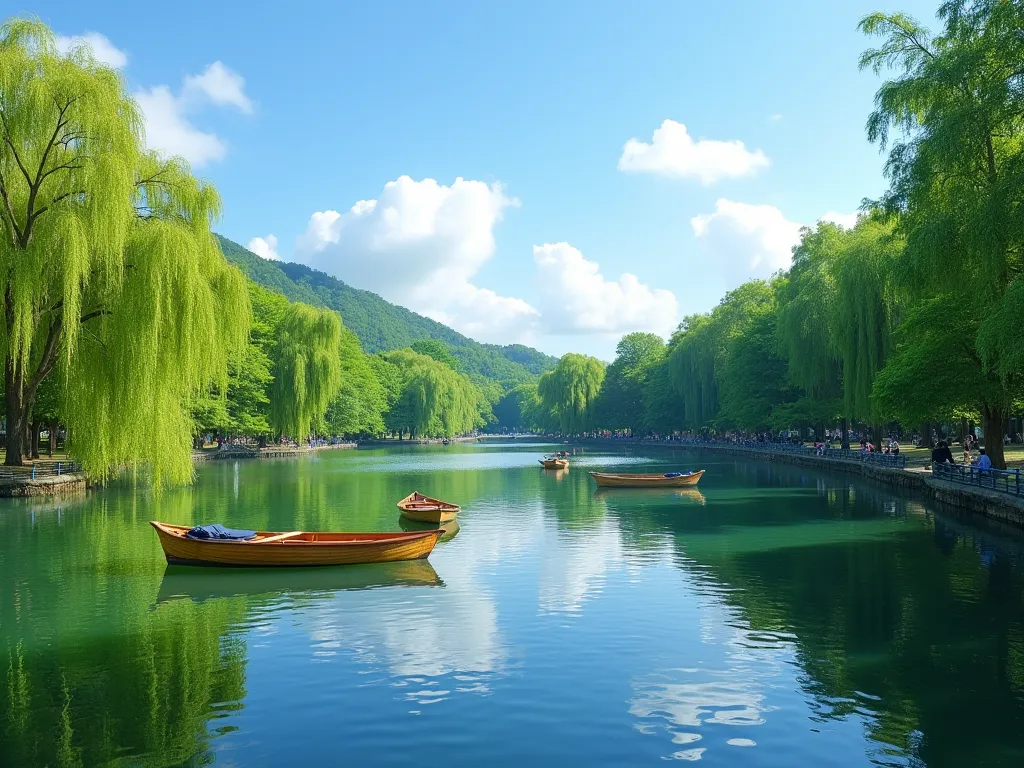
[35,0,939,358]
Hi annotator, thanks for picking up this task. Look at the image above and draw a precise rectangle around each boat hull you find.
[589,470,704,488]
[397,492,460,524]
[151,522,442,567]
[540,459,569,469]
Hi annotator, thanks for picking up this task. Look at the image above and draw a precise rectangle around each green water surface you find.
[2,442,1023,767]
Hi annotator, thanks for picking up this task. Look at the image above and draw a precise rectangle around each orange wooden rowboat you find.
[150,521,443,567]
[397,492,460,524]
[540,458,569,469]
[589,470,705,488]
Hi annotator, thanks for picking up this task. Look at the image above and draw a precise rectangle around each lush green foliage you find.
[537,354,605,434]
[269,303,343,441]
[0,19,250,486]
[381,349,484,437]
[594,333,666,433]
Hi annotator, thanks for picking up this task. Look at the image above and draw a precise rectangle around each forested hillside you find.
[218,236,556,384]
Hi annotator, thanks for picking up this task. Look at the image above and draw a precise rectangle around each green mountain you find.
[217,236,557,384]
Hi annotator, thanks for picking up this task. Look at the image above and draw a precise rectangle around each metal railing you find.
[932,462,1022,496]
[0,460,81,482]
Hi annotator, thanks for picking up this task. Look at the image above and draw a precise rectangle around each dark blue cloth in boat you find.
[664,472,684,478]
[186,524,256,541]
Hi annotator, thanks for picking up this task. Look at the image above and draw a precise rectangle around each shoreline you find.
[581,438,1024,529]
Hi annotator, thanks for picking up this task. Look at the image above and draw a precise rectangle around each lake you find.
[2,442,1023,767]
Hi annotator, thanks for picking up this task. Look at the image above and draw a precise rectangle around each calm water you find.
[2,443,1024,767]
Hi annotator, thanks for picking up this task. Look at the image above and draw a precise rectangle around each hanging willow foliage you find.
[269,303,343,441]
[0,19,250,484]
[382,349,483,438]
[667,281,773,428]
[536,353,605,435]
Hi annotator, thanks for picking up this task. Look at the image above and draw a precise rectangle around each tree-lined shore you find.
[503,1,1024,470]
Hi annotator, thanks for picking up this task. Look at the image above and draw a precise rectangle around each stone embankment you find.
[0,472,88,497]
[584,439,1024,528]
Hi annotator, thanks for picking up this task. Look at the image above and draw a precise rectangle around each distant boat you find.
[397,492,460,524]
[540,457,569,469]
[589,470,705,488]
[150,521,442,567]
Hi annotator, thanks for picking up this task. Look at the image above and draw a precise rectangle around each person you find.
[975,448,992,471]
[931,440,955,469]
[891,439,900,456]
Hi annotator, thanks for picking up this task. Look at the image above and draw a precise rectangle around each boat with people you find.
[540,456,569,469]
[397,492,461,524]
[150,521,443,567]
[589,470,705,488]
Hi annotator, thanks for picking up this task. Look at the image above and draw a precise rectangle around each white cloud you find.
[134,85,227,167]
[55,32,128,69]
[533,242,678,337]
[134,62,252,168]
[690,200,802,285]
[183,62,253,114]
[295,176,539,343]
[618,119,769,185]
[820,210,859,229]
[248,234,280,261]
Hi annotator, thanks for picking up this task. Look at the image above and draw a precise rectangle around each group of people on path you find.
[930,435,993,471]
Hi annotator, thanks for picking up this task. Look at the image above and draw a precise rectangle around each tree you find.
[269,303,342,441]
[536,353,605,435]
[859,4,1024,466]
[324,325,386,437]
[410,338,459,371]
[668,281,774,429]
[0,20,250,484]
[595,332,665,433]
[382,349,484,437]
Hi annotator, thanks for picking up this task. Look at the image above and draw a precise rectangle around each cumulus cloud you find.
[618,120,769,184]
[183,62,253,113]
[55,32,128,68]
[690,200,802,285]
[247,234,280,261]
[134,61,252,167]
[294,176,539,343]
[820,210,859,229]
[533,242,678,337]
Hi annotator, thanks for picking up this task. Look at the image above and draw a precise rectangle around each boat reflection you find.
[154,559,442,605]
[596,487,706,505]
[398,517,461,542]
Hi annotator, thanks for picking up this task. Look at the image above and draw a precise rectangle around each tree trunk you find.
[841,417,850,450]
[919,422,933,449]
[30,420,41,459]
[982,404,1007,469]
[4,356,24,467]
[48,420,57,457]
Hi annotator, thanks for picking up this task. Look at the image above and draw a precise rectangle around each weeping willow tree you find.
[775,222,847,441]
[536,353,604,435]
[269,303,343,441]
[829,217,903,427]
[382,349,483,438]
[860,3,1024,467]
[667,281,773,430]
[0,19,249,484]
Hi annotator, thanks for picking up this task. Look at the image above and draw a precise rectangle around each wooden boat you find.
[589,470,705,488]
[150,521,443,567]
[397,492,460,524]
[540,457,569,469]
[155,560,442,605]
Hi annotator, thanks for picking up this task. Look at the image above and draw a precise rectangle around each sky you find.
[32,0,940,359]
